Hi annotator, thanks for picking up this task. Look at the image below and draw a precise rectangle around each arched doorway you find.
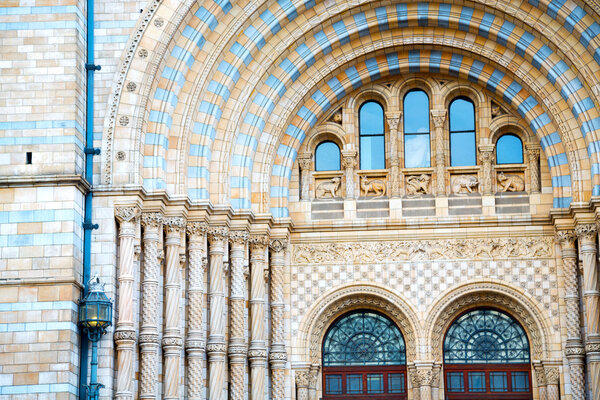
[322,310,407,399]
[443,308,533,399]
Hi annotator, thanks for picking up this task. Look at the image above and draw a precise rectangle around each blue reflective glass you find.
[323,311,406,366]
[468,372,486,392]
[360,135,386,170]
[490,372,508,392]
[404,90,430,133]
[360,101,384,134]
[449,98,475,132]
[496,134,524,164]
[405,134,431,168]
[347,375,363,394]
[447,372,464,392]
[450,131,476,166]
[511,372,530,392]
[315,141,341,171]
[367,374,384,393]
[325,375,342,395]
[444,309,531,364]
[388,374,405,393]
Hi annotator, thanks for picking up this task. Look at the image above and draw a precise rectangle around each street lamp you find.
[78,275,112,400]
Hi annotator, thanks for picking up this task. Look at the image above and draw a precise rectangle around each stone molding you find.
[292,237,554,264]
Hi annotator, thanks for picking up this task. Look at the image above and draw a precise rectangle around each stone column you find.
[295,370,310,400]
[207,226,229,400]
[576,223,600,398]
[478,145,494,195]
[386,112,402,197]
[249,235,269,400]
[431,110,447,196]
[229,230,249,400]
[416,365,434,400]
[527,145,541,193]
[544,366,560,400]
[269,238,288,400]
[298,152,312,201]
[308,366,319,400]
[114,206,140,400]
[556,230,585,400]
[341,150,357,199]
[162,217,185,400]
[408,366,420,400]
[186,221,209,400]
[139,212,163,399]
[533,363,547,400]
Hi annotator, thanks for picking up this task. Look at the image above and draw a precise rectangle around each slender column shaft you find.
[186,222,209,400]
[545,367,559,400]
[534,364,547,400]
[139,212,163,399]
[207,226,229,400]
[114,206,140,400]
[478,146,494,195]
[386,112,402,197]
[556,230,585,400]
[162,217,185,400]
[249,235,269,400]
[342,150,357,199]
[576,223,600,398]
[431,110,447,196]
[308,367,319,400]
[229,230,249,400]
[269,238,288,400]
[298,153,312,201]
[295,371,309,400]
[527,146,541,193]
[416,366,434,400]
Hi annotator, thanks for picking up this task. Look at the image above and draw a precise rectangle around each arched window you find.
[404,90,431,168]
[323,311,407,399]
[315,141,341,171]
[359,101,385,170]
[496,134,524,164]
[449,97,476,166]
[443,308,532,399]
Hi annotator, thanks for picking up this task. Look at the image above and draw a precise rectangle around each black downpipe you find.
[80,0,101,397]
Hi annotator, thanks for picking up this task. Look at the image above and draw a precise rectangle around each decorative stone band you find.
[114,329,137,342]
[248,349,267,360]
[228,344,248,357]
[269,351,288,362]
[586,343,600,353]
[292,237,554,264]
[565,346,586,356]
[207,343,227,354]
[162,337,183,347]
[139,333,159,344]
[185,339,206,350]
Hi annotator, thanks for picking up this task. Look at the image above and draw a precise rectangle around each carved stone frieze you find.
[138,333,159,344]
[565,346,586,356]
[292,237,554,264]
[269,351,288,361]
[228,344,248,356]
[207,343,227,353]
[185,339,206,350]
[586,343,600,353]
[161,337,183,347]
[451,175,479,195]
[114,329,137,342]
[315,177,341,199]
[248,349,267,359]
[497,172,525,192]
[405,174,431,196]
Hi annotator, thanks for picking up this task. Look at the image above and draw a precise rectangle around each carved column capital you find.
[297,152,312,171]
[431,109,447,128]
[208,225,229,243]
[163,216,185,236]
[295,370,310,388]
[575,223,597,242]
[527,147,541,160]
[250,234,269,252]
[186,221,208,238]
[270,238,288,253]
[544,367,560,385]
[555,229,576,249]
[341,151,357,169]
[385,111,402,131]
[229,229,249,245]
[477,146,495,162]
[140,211,162,229]
[115,205,141,224]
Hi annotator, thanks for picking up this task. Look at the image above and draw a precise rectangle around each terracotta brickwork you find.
[2,0,600,399]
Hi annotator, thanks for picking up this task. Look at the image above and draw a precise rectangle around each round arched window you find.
[322,311,407,399]
[443,308,532,399]
[315,141,341,171]
[496,134,524,164]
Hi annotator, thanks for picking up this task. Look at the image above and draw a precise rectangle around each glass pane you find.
[490,372,508,392]
[447,372,464,392]
[388,373,405,393]
[360,135,385,170]
[347,374,363,394]
[450,131,476,166]
[449,98,475,132]
[468,372,486,392]
[325,375,342,395]
[511,372,530,392]
[360,101,384,135]
[405,134,431,168]
[444,309,530,364]
[367,374,384,393]
[496,134,524,164]
[315,141,340,171]
[323,311,406,366]
[404,90,430,133]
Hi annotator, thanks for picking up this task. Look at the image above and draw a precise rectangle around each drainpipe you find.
[80,0,101,397]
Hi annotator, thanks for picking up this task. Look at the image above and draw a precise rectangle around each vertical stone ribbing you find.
[269,238,288,400]
[139,212,162,399]
[162,216,185,400]
[249,235,269,400]
[556,230,585,400]
[186,222,209,400]
[298,153,312,201]
[478,145,494,195]
[207,226,229,400]
[576,223,600,399]
[431,110,447,195]
[386,112,402,197]
[527,146,541,193]
[229,230,249,400]
[114,206,140,400]
[545,367,560,400]
[342,150,357,199]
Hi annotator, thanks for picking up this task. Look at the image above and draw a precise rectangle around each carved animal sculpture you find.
[497,172,525,192]
[405,174,431,196]
[315,177,341,198]
[451,175,479,195]
[360,176,386,197]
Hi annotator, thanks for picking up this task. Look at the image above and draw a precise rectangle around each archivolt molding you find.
[296,283,421,365]
[425,282,552,362]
